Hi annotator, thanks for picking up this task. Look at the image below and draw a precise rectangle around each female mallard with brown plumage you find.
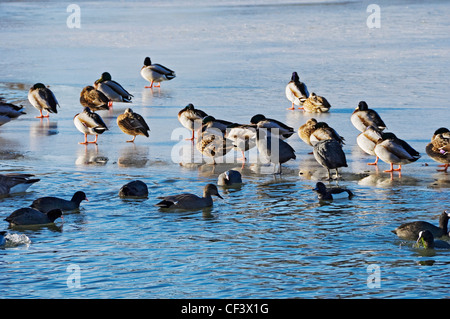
[117,108,150,143]
[426,127,450,172]
[302,92,331,113]
[196,130,234,164]
[80,86,111,111]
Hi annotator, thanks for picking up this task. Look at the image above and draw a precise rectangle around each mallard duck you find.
[178,103,208,140]
[80,86,110,111]
[256,128,296,174]
[94,72,133,107]
[196,130,234,164]
[415,230,450,249]
[0,174,40,196]
[5,207,62,226]
[298,118,318,147]
[302,92,331,113]
[200,115,233,136]
[313,182,353,200]
[356,125,384,165]
[30,191,88,213]
[73,107,108,144]
[117,108,150,143]
[351,101,386,133]
[155,184,223,210]
[313,139,348,180]
[0,99,26,126]
[426,127,450,172]
[217,170,242,186]
[225,123,257,162]
[28,83,59,118]
[140,57,176,88]
[392,211,450,240]
[285,72,309,110]
[309,121,345,146]
[374,132,421,173]
[250,114,294,140]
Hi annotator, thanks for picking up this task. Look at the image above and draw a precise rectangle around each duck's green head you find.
[381,132,397,141]
[357,101,369,111]
[434,127,450,136]
[250,114,266,124]
[291,71,299,82]
[32,83,46,89]
[144,57,151,66]
[202,116,216,124]
[96,72,112,83]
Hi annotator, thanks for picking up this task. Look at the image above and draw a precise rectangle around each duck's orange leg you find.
[368,156,379,166]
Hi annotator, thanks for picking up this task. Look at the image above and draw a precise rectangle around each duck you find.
[302,92,331,113]
[350,101,386,133]
[356,125,384,165]
[285,71,309,110]
[80,86,111,111]
[313,139,348,180]
[298,118,318,147]
[256,128,296,174]
[217,170,242,186]
[313,182,353,200]
[140,56,176,88]
[5,207,63,226]
[30,191,88,213]
[117,108,150,143]
[73,107,109,144]
[373,132,421,173]
[309,121,345,146]
[178,103,208,140]
[94,72,133,107]
[200,115,233,136]
[425,127,450,172]
[415,230,450,249]
[155,184,223,210]
[0,174,40,196]
[27,83,59,118]
[119,180,148,198]
[196,130,234,164]
[225,123,257,162]
[392,211,450,240]
[250,114,294,140]
[0,99,26,126]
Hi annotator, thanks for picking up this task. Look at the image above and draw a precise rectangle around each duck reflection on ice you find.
[75,144,108,166]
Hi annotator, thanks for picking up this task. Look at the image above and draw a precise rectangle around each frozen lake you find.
[0,0,449,299]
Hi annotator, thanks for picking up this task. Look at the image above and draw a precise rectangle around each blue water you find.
[0,0,449,299]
